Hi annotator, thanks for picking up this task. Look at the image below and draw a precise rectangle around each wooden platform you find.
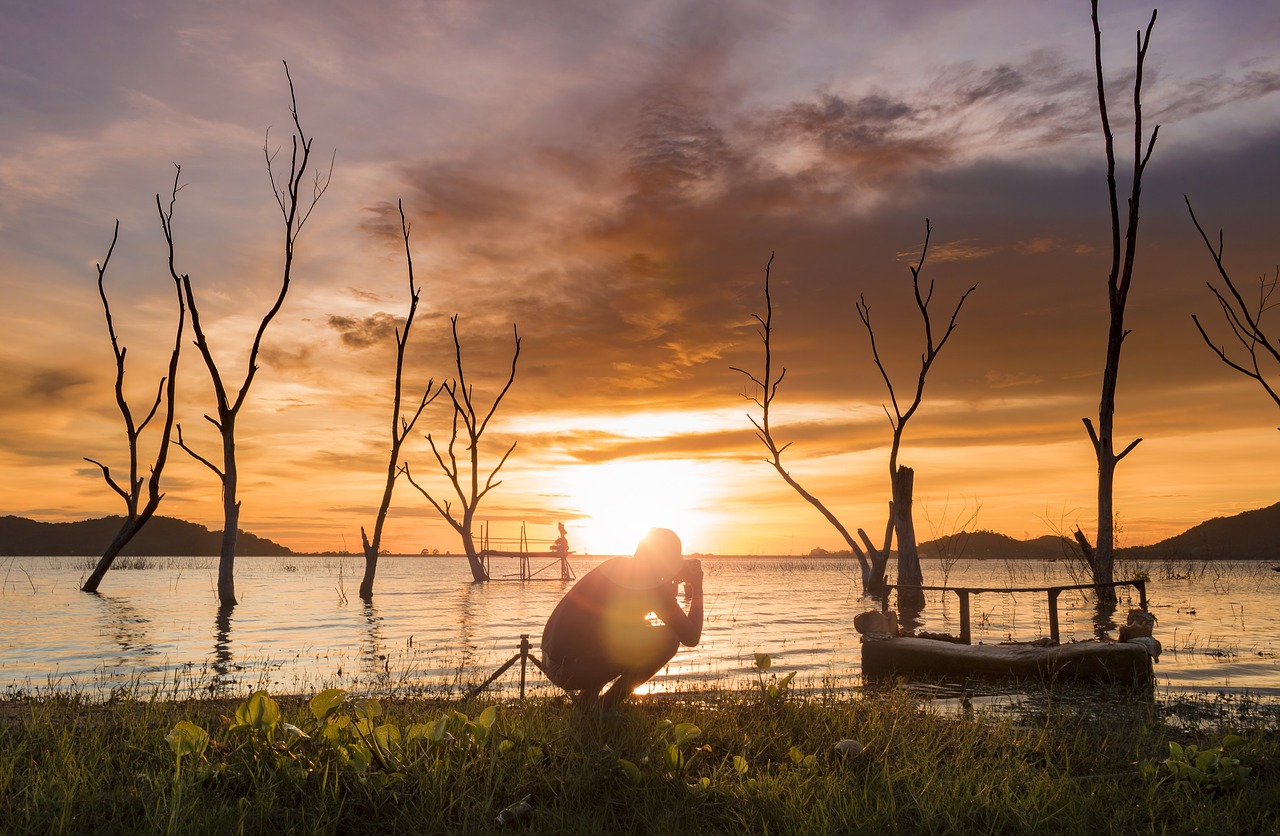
[862,636,1153,686]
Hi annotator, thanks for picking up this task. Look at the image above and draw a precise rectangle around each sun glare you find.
[559,459,715,556]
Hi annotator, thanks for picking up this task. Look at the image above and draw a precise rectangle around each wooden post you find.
[957,590,971,645]
[519,634,529,699]
[1048,588,1062,644]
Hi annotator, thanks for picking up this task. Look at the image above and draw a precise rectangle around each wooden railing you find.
[882,580,1148,645]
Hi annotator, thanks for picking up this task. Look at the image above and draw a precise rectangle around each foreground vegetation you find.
[1,676,1278,835]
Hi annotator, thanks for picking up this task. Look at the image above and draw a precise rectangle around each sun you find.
[557,459,715,556]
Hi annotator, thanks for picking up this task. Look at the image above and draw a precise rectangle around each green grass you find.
[1,682,1278,835]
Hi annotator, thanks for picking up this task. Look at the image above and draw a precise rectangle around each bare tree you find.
[404,317,521,583]
[171,62,332,606]
[733,232,973,600]
[1186,198,1280,422]
[80,220,185,593]
[1078,2,1159,603]
[856,219,977,608]
[358,200,439,600]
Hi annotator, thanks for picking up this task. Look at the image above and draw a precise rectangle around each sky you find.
[2,0,1279,558]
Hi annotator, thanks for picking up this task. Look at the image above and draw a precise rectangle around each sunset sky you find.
[3,1,1279,558]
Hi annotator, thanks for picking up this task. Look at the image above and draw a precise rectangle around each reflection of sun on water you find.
[560,460,714,555]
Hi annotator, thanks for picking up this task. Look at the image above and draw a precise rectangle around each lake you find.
[1,554,1277,702]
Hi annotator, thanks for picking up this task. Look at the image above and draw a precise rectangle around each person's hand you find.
[682,558,703,592]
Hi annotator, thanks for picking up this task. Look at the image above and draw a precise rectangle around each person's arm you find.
[655,559,703,646]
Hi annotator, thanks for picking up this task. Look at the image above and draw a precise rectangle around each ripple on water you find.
[2,555,1279,700]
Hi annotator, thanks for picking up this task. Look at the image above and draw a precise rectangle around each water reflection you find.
[90,592,156,667]
[212,605,235,692]
[455,583,480,673]
[361,601,386,682]
[1092,596,1119,640]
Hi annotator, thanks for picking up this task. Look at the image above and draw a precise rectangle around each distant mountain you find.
[917,530,1072,561]
[1121,502,1280,562]
[913,502,1280,562]
[0,515,293,556]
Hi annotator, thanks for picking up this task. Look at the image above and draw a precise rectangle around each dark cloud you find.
[958,64,1027,104]
[258,343,314,370]
[1152,69,1280,123]
[623,97,735,210]
[22,367,93,402]
[327,312,405,349]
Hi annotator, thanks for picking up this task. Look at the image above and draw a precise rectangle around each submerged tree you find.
[733,229,974,601]
[404,317,521,583]
[1186,198,1280,423]
[80,220,185,593]
[172,62,332,606]
[358,200,438,601]
[1078,2,1160,603]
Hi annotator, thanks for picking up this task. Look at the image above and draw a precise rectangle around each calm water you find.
[1,555,1277,700]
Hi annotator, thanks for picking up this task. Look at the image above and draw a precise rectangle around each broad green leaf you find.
[355,698,383,721]
[405,723,431,746]
[346,741,373,772]
[235,690,281,735]
[732,755,749,775]
[665,742,684,772]
[429,716,453,742]
[754,653,772,671]
[476,705,498,729]
[166,721,209,759]
[673,722,701,746]
[309,688,346,722]
[1222,734,1246,749]
[618,757,642,784]
[372,724,402,753]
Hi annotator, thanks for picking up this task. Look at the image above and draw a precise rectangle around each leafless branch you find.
[1187,196,1280,416]
[732,253,874,582]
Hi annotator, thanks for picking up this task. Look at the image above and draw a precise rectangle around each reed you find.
[2,678,1276,834]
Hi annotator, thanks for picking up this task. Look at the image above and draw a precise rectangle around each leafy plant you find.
[753,653,796,707]
[163,689,502,786]
[1144,735,1251,793]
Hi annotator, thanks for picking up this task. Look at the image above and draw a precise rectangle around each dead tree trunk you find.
[359,200,437,601]
[1080,2,1159,604]
[81,220,185,593]
[404,317,521,583]
[892,466,924,612]
[171,62,331,607]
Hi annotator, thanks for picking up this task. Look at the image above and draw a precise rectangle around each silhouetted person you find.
[541,528,703,710]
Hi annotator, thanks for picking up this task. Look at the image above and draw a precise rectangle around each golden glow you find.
[558,459,716,555]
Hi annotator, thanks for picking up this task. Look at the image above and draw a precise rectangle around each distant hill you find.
[917,530,1071,561]
[0,515,293,556]
[898,501,1280,562]
[1121,502,1280,562]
